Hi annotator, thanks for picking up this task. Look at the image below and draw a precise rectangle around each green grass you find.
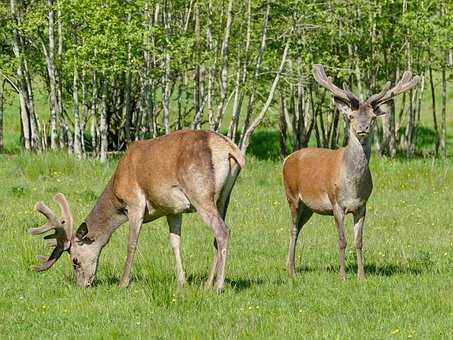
[0,76,451,338]
[0,152,451,338]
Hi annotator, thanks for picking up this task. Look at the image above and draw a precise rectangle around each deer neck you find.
[342,130,371,177]
[84,179,127,248]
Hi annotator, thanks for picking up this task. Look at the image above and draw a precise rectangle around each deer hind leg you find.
[205,163,239,289]
[353,206,366,279]
[167,214,186,287]
[205,238,219,289]
[195,203,230,292]
[333,204,347,279]
[287,200,313,276]
[205,186,234,289]
[119,207,145,288]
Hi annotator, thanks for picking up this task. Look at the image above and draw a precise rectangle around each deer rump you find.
[112,130,244,220]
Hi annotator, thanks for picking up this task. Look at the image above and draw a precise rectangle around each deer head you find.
[313,64,420,144]
[29,193,99,287]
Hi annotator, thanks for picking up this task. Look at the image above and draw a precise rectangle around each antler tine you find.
[32,245,65,272]
[313,64,350,102]
[54,193,74,237]
[313,64,362,108]
[29,194,74,272]
[366,81,391,105]
[370,71,420,106]
[342,82,361,106]
[29,202,61,235]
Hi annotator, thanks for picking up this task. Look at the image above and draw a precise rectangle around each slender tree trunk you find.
[143,4,155,138]
[213,0,233,131]
[193,1,202,120]
[206,0,215,127]
[382,99,396,157]
[23,56,40,150]
[296,65,306,149]
[162,4,171,135]
[0,80,4,152]
[239,2,270,147]
[239,37,290,153]
[279,94,288,158]
[81,70,88,153]
[429,67,440,155]
[162,55,171,135]
[11,0,31,150]
[91,71,98,156]
[440,61,447,158]
[99,76,108,162]
[56,7,64,148]
[328,108,340,149]
[46,0,59,150]
[73,64,82,157]
[124,13,133,143]
[228,0,251,141]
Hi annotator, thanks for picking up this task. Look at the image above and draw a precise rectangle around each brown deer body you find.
[283,65,419,278]
[30,130,245,290]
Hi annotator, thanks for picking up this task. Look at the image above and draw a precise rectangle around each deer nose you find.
[359,125,370,134]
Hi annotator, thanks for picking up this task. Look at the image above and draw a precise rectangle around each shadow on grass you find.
[186,273,270,292]
[93,275,121,287]
[90,272,267,291]
[89,272,149,288]
[325,262,430,276]
[295,265,318,273]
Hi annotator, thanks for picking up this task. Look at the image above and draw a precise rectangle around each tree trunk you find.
[429,67,440,155]
[11,0,32,150]
[46,0,59,150]
[239,2,270,148]
[213,0,233,132]
[162,4,171,135]
[91,71,98,156]
[23,56,40,150]
[73,64,82,157]
[278,94,288,158]
[57,7,64,148]
[227,0,251,141]
[206,0,215,127]
[440,61,447,158]
[80,70,88,153]
[382,99,397,157]
[0,80,4,152]
[99,76,108,162]
[239,37,290,153]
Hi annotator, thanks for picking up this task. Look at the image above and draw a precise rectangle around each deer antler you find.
[29,193,74,272]
[312,64,360,107]
[367,71,420,107]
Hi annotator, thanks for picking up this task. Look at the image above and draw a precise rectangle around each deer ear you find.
[374,100,393,116]
[333,97,352,118]
[76,222,88,240]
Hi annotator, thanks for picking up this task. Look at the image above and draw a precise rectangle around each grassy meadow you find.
[0,85,452,338]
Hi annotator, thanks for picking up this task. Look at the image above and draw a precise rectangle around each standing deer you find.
[283,64,419,279]
[29,130,245,290]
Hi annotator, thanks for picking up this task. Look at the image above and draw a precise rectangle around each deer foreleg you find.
[333,205,347,279]
[353,206,366,279]
[119,208,144,288]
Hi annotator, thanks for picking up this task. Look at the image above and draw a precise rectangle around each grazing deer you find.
[29,130,245,290]
[283,64,419,279]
